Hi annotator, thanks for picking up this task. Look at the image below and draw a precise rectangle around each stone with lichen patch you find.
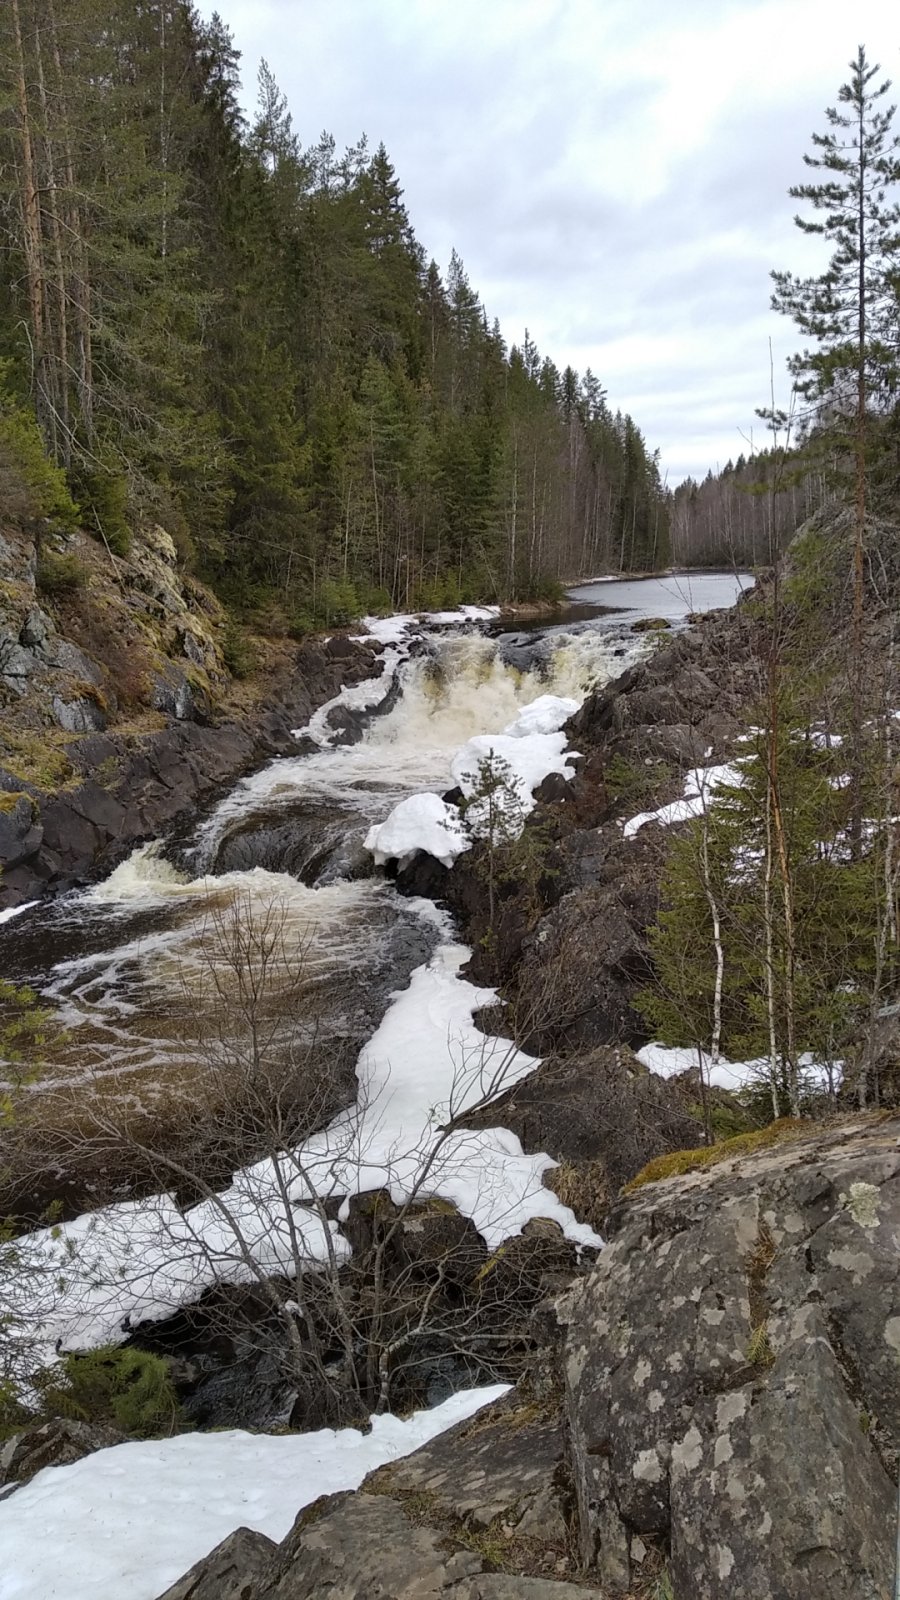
[563,1116,899,1598]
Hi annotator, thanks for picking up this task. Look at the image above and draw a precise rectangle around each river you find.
[1,571,749,1370]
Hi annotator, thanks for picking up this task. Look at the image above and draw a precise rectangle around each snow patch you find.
[15,941,600,1361]
[294,643,406,748]
[623,763,742,838]
[365,792,468,870]
[0,1385,509,1600]
[363,696,579,870]
[638,1042,842,1094]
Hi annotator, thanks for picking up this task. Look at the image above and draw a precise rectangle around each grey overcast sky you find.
[201,0,898,484]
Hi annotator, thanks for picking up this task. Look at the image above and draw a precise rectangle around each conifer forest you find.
[0,1,677,621]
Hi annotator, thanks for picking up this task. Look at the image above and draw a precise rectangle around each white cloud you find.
[202,0,900,482]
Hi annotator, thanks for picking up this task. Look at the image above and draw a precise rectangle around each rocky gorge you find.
[0,520,383,906]
[1,516,899,1599]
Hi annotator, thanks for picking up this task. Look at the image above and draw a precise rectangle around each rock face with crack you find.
[564,1117,899,1597]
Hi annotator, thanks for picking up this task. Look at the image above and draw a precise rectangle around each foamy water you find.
[195,624,643,867]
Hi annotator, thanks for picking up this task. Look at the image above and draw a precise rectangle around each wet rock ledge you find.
[0,631,379,908]
[155,1115,899,1600]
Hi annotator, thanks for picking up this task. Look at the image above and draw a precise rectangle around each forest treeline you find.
[0,1,671,621]
[670,451,831,569]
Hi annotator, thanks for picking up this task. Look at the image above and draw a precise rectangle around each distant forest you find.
[671,451,831,570]
[1,1,676,621]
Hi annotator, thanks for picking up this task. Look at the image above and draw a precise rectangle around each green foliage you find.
[35,549,88,597]
[497,813,559,928]
[638,688,890,1107]
[70,467,132,557]
[0,375,79,532]
[770,47,900,417]
[0,15,669,615]
[221,620,258,679]
[458,753,527,932]
[605,753,672,810]
[34,1347,181,1439]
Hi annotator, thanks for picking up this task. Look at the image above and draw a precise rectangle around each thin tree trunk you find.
[850,81,868,857]
[12,0,50,441]
[33,14,71,462]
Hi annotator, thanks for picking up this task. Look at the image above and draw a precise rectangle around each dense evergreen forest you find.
[0,1,671,623]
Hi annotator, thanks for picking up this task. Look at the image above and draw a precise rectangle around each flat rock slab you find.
[367,1393,568,1539]
[253,1492,602,1600]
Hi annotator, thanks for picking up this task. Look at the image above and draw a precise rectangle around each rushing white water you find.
[196,623,643,870]
[23,861,436,1095]
[1,577,751,1366]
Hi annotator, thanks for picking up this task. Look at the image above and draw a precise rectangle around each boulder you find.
[0,1418,126,1493]
[248,1492,603,1600]
[564,1116,900,1597]
[19,606,52,649]
[631,615,671,632]
[51,693,107,733]
[368,1390,569,1542]
[0,792,42,870]
[155,1527,277,1600]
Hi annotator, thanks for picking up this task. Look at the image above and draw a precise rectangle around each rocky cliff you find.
[0,520,378,906]
[154,1115,900,1600]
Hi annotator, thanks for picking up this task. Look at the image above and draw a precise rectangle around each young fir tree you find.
[770,46,900,843]
[639,712,882,1117]
[458,752,527,934]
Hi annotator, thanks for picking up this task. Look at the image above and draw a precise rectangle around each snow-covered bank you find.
[0,1384,509,1600]
[622,762,742,838]
[638,1042,842,1094]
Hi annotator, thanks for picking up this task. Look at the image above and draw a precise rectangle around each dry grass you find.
[543,1159,610,1234]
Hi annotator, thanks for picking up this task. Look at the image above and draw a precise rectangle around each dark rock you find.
[564,1117,900,1597]
[0,793,42,870]
[630,615,671,632]
[324,635,360,659]
[155,1527,278,1600]
[0,635,381,909]
[463,1045,699,1200]
[533,772,571,804]
[0,1418,127,1492]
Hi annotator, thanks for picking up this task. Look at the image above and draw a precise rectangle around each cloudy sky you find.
[202,0,897,484]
